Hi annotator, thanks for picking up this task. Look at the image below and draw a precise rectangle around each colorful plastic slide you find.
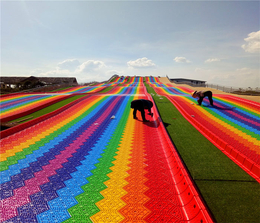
[0,77,213,222]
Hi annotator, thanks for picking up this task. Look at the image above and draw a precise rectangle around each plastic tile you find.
[0,79,221,222]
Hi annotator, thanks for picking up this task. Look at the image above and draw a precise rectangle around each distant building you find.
[0,76,78,89]
[16,76,46,89]
[170,78,206,86]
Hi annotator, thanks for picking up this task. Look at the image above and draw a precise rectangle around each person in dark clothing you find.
[192,90,214,106]
[131,99,153,122]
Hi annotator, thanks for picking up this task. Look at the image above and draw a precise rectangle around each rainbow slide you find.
[0,78,213,222]
[0,77,128,122]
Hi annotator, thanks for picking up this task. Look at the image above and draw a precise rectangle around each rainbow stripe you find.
[0,77,143,122]
[56,86,106,94]
[0,79,212,222]
[0,94,70,121]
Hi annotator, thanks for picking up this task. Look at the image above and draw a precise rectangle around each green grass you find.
[8,86,111,124]
[9,95,86,123]
[146,83,260,223]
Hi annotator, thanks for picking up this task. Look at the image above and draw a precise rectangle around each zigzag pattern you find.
[1,75,258,222]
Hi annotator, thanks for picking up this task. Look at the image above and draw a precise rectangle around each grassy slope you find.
[10,95,86,123]
[145,83,260,223]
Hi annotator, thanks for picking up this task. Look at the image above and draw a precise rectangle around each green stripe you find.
[216,97,260,117]
[0,97,106,171]
[2,95,56,113]
[183,96,259,140]
[65,96,134,222]
[202,106,260,140]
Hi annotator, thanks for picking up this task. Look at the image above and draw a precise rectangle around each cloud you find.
[241,30,260,53]
[57,59,80,71]
[205,58,220,63]
[33,59,119,83]
[127,57,156,68]
[173,57,191,63]
[75,60,107,73]
[39,69,72,78]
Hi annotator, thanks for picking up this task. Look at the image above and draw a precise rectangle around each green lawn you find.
[146,83,260,223]
[9,87,113,124]
[10,95,86,123]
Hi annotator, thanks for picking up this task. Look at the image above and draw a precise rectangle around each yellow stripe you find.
[215,96,260,115]
[0,94,32,103]
[1,95,64,116]
[1,96,105,162]
[91,113,134,222]
[91,92,141,222]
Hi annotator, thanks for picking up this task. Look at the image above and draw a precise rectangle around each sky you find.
[1,0,260,88]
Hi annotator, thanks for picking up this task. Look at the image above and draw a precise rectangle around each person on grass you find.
[192,90,214,106]
[131,99,153,122]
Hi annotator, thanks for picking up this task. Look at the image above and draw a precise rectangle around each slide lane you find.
[0,80,213,222]
[0,95,120,222]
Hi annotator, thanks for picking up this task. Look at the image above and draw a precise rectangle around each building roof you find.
[0,76,78,85]
[170,78,206,83]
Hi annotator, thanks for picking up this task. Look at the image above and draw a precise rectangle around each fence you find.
[167,78,259,95]
[206,84,260,94]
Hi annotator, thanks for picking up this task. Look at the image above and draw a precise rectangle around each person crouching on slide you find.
[192,91,214,106]
[131,99,153,122]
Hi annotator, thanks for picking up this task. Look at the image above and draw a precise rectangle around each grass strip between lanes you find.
[8,86,113,124]
[9,95,86,123]
[145,83,260,223]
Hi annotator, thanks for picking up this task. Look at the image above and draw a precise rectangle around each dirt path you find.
[158,77,260,103]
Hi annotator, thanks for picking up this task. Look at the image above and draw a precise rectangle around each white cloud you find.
[173,57,191,63]
[75,60,107,73]
[57,59,80,71]
[205,58,221,63]
[127,57,156,68]
[39,69,72,78]
[241,30,260,53]
[33,59,120,83]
